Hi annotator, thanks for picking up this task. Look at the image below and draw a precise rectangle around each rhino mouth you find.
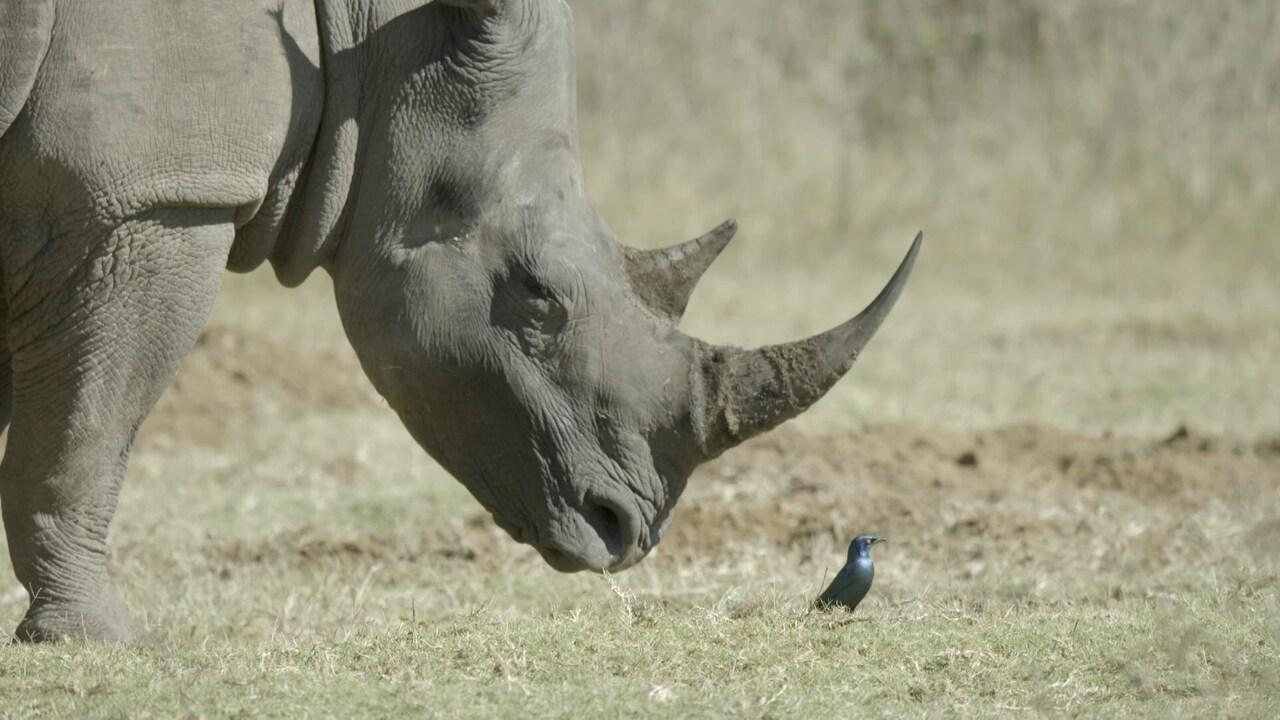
[538,547,594,573]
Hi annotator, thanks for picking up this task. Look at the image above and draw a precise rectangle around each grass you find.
[3,590,1276,718]
[2,414,1277,717]
[3,477,1278,720]
[3,1,1280,717]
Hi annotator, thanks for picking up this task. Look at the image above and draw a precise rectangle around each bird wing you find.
[817,566,861,605]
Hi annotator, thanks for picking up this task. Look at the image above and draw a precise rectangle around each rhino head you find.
[327,0,921,572]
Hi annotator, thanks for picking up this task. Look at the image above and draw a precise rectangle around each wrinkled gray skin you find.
[0,0,920,643]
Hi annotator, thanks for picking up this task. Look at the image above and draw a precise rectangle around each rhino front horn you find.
[624,219,738,321]
[690,232,923,459]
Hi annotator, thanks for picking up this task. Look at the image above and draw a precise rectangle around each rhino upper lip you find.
[486,458,653,571]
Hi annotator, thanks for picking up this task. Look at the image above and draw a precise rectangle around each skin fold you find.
[0,0,918,642]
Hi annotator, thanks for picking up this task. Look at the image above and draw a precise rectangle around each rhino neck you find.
[271,0,557,287]
[266,0,378,287]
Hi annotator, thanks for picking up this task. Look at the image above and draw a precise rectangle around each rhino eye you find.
[491,270,569,355]
[523,275,554,302]
[517,274,564,318]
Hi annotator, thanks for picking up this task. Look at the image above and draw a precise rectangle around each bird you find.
[815,534,886,612]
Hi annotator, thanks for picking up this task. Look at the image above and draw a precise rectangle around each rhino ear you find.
[437,0,499,13]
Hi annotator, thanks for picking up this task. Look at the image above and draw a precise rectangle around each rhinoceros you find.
[0,0,920,642]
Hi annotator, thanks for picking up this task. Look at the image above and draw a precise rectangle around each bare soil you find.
[671,424,1279,583]
[143,325,1280,590]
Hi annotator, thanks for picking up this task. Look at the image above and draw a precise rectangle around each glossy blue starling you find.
[815,534,886,611]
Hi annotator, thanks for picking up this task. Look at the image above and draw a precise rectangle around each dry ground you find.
[0,282,1275,717]
[3,1,1280,717]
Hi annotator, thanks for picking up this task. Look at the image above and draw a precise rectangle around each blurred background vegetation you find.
[558,0,1280,435]
[218,1,1280,435]
[577,0,1279,264]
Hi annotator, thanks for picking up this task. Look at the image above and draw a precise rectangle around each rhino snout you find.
[535,493,655,573]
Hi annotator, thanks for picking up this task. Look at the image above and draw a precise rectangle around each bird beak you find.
[871,538,888,546]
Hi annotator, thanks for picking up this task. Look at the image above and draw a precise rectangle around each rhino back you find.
[0,0,323,247]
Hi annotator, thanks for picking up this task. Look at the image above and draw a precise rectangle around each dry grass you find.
[3,1,1280,717]
[1,417,1277,717]
[577,0,1280,436]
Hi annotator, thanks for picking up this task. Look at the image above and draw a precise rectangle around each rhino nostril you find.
[584,500,624,558]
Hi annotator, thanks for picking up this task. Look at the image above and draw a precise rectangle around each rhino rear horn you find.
[624,219,738,322]
[690,232,923,459]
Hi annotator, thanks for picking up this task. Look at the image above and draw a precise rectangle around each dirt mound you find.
[206,513,510,575]
[140,324,1278,589]
[197,422,1278,586]
[146,326,379,447]
[665,423,1280,584]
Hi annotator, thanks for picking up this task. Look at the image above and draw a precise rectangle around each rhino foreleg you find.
[0,208,233,642]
